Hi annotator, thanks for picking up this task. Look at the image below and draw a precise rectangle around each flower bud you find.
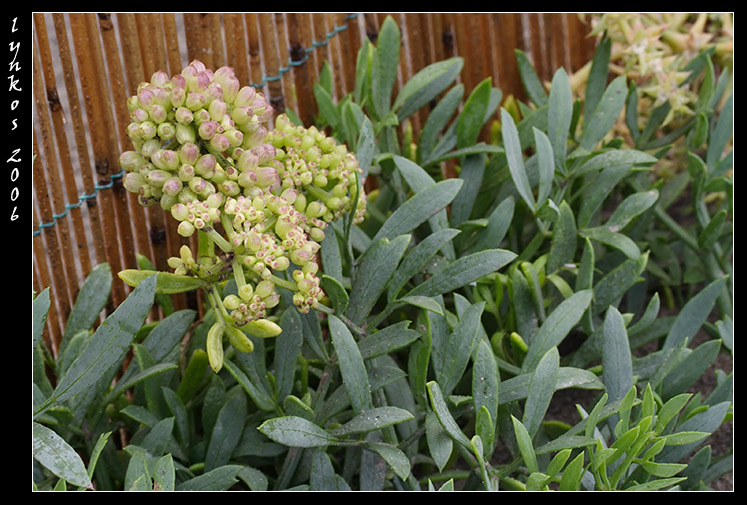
[175,106,193,124]
[238,283,254,302]
[140,139,161,159]
[255,166,280,189]
[224,128,244,148]
[157,122,176,140]
[170,86,186,108]
[209,99,227,121]
[305,200,326,218]
[223,294,242,310]
[225,326,254,353]
[170,202,189,221]
[198,120,218,140]
[162,176,183,196]
[151,70,169,87]
[138,121,157,140]
[185,91,207,111]
[179,142,200,165]
[120,150,147,171]
[194,154,217,178]
[123,172,147,193]
[241,319,282,338]
[233,86,256,107]
[146,169,171,187]
[178,220,196,237]
[149,104,167,124]
[137,87,155,109]
[210,133,230,153]
[151,149,180,171]
[176,123,196,145]
[231,105,254,125]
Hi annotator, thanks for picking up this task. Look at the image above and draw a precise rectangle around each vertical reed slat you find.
[33,14,91,281]
[224,13,249,86]
[275,13,297,115]
[51,14,108,268]
[98,13,151,265]
[161,13,183,75]
[245,13,264,91]
[32,131,69,352]
[33,27,78,310]
[33,197,61,352]
[258,13,285,114]
[70,13,126,305]
[287,13,315,126]
[84,13,138,286]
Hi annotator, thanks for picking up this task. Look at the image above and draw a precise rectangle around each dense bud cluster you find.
[119,60,367,362]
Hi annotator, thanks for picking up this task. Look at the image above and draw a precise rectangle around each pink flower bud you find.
[150,70,169,87]
[162,176,183,196]
[209,99,227,121]
[170,86,186,108]
[185,91,207,111]
[204,83,223,103]
[188,176,208,194]
[192,109,211,125]
[198,120,219,140]
[179,143,200,165]
[231,106,254,125]
[137,88,155,109]
[194,154,217,178]
[131,107,149,122]
[255,166,280,189]
[175,107,193,124]
[233,86,256,107]
[210,133,230,153]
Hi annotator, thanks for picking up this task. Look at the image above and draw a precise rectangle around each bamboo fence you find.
[32,12,597,354]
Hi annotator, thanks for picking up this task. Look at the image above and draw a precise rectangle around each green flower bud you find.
[255,279,274,299]
[185,91,207,111]
[120,150,147,172]
[176,123,196,144]
[146,169,171,187]
[139,121,157,140]
[238,283,254,302]
[151,149,180,171]
[206,322,225,373]
[178,220,195,237]
[170,203,189,221]
[194,154,217,178]
[223,294,241,310]
[123,172,147,193]
[225,325,254,353]
[241,318,282,338]
[157,122,176,140]
[178,164,195,182]
[198,120,218,140]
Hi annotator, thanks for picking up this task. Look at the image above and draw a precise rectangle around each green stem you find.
[201,225,233,253]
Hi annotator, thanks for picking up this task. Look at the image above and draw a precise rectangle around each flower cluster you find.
[583,13,733,127]
[119,60,367,362]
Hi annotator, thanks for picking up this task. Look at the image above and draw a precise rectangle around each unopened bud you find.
[198,120,218,140]
[234,86,257,107]
[225,326,254,353]
[241,318,282,338]
[123,172,147,193]
[178,220,196,237]
[176,123,196,144]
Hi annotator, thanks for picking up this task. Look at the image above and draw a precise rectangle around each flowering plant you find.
[117,60,366,371]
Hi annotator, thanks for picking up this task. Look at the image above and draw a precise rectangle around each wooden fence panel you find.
[32,12,596,353]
